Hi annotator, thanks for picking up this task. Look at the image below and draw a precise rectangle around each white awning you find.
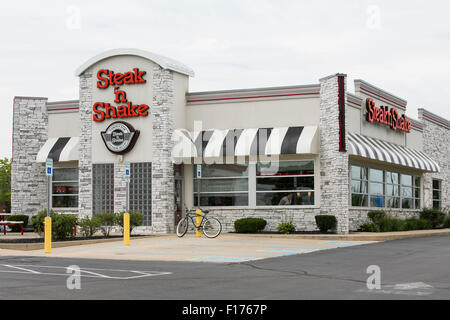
[348,132,440,172]
[172,126,319,159]
[36,137,79,162]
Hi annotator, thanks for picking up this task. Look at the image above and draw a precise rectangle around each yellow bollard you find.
[196,209,202,237]
[124,213,130,246]
[44,217,51,253]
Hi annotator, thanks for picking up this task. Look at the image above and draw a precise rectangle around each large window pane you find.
[385,172,399,184]
[256,176,314,191]
[52,182,78,195]
[386,184,399,197]
[257,161,314,176]
[52,196,78,208]
[369,169,383,183]
[351,180,367,193]
[199,164,248,178]
[194,193,248,206]
[352,194,368,207]
[386,197,400,208]
[194,178,248,192]
[401,187,413,198]
[351,166,368,180]
[369,182,383,195]
[53,168,78,181]
[401,175,412,186]
[256,191,314,206]
[402,198,413,209]
[370,195,384,207]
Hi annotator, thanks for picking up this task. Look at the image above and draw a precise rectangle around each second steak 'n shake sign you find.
[92,68,149,122]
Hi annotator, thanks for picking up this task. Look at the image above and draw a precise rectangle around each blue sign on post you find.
[46,158,53,176]
[124,162,130,183]
[196,165,202,178]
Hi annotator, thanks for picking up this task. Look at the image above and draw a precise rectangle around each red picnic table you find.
[0,213,24,235]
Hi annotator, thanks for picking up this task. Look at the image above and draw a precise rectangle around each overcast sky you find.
[1,0,449,159]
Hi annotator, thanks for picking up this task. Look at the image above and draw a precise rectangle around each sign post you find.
[124,162,130,246]
[45,158,53,253]
[196,165,202,237]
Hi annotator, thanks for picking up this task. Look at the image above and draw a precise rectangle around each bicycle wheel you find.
[176,217,189,237]
[202,217,222,238]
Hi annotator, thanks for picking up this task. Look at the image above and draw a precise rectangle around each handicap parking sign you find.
[46,158,53,176]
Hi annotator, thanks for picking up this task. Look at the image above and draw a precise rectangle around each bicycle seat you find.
[202,209,209,214]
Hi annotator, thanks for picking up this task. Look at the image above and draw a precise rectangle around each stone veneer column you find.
[114,161,127,213]
[11,97,48,218]
[418,109,450,210]
[151,66,175,233]
[78,72,93,218]
[319,74,349,234]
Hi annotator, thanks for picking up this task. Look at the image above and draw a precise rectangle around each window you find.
[256,160,314,206]
[432,179,442,209]
[194,164,248,206]
[52,168,78,208]
[350,165,421,209]
[93,164,114,214]
[351,166,368,207]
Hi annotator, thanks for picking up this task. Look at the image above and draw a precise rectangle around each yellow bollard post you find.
[124,213,130,246]
[44,217,51,253]
[196,209,202,237]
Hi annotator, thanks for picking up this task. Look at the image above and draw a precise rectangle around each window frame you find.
[432,179,442,210]
[52,167,79,209]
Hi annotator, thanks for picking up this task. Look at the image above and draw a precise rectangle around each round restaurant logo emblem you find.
[101,121,140,154]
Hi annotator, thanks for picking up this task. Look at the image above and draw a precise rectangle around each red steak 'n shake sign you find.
[365,98,411,133]
[93,68,149,122]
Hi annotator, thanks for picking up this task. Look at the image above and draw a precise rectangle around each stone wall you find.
[419,109,450,211]
[78,72,93,218]
[114,161,127,213]
[319,74,350,233]
[205,208,322,232]
[11,97,48,218]
[151,66,175,233]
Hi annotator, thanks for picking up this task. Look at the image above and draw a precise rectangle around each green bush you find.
[405,218,431,230]
[315,215,337,233]
[420,208,445,229]
[6,214,29,232]
[31,210,56,235]
[359,223,380,232]
[116,211,144,235]
[234,218,267,233]
[94,212,117,237]
[52,214,77,240]
[443,216,450,229]
[367,210,386,226]
[78,216,101,237]
[31,210,77,240]
[277,215,296,234]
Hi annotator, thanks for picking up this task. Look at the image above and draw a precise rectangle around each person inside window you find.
[279,193,293,205]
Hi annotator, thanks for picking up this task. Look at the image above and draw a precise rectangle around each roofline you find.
[75,48,195,77]
[354,79,407,109]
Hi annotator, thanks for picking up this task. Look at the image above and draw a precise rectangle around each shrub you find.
[405,218,431,230]
[32,210,56,235]
[420,208,445,229]
[315,215,337,233]
[234,218,267,233]
[31,210,77,240]
[367,210,386,226]
[359,223,380,232]
[444,216,450,229]
[277,215,296,234]
[78,216,101,237]
[116,211,144,234]
[6,214,29,232]
[94,212,117,237]
[52,214,77,240]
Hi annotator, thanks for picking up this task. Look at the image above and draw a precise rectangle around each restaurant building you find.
[11,49,449,234]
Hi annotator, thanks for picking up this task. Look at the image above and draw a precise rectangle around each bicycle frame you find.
[185,211,208,229]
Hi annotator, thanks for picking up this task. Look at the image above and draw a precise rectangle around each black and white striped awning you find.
[172,126,319,159]
[348,132,440,172]
[36,137,79,162]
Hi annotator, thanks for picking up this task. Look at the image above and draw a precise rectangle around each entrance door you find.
[174,165,184,226]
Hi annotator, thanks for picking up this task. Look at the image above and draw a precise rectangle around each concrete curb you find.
[0,235,156,251]
[226,229,450,241]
